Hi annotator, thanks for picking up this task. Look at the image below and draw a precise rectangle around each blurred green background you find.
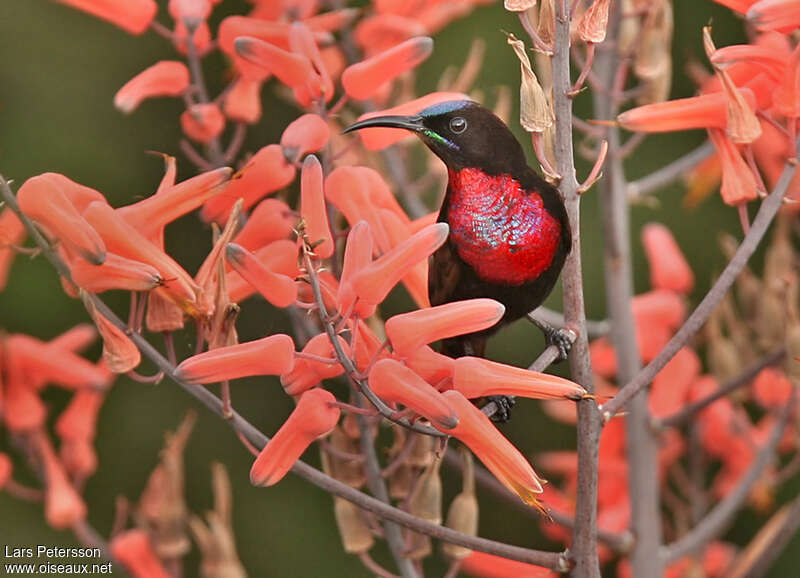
[0,1,795,576]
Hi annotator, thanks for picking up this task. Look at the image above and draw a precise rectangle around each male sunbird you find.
[345,100,572,420]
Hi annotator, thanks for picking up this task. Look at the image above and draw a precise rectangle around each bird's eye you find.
[449,116,467,134]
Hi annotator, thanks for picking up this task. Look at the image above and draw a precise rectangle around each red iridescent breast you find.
[446,167,562,286]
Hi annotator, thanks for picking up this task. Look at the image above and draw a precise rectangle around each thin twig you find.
[626,140,715,200]
[655,347,786,430]
[602,138,800,419]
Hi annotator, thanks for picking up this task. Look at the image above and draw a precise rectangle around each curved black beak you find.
[342,115,425,134]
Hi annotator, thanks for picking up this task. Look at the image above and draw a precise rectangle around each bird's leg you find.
[527,314,573,362]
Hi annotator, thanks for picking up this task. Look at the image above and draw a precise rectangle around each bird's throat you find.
[443,167,562,286]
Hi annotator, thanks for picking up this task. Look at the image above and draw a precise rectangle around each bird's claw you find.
[544,326,573,363]
[486,395,516,423]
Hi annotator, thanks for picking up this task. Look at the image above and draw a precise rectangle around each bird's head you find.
[343,100,527,175]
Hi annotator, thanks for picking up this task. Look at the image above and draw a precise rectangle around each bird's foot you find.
[485,395,516,423]
[528,315,574,363]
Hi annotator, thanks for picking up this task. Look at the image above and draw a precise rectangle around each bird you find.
[344,100,572,420]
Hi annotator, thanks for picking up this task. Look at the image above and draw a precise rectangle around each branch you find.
[549,0,601,575]
[661,394,795,563]
[0,176,569,572]
[601,138,800,419]
[655,347,785,430]
[529,308,610,338]
[626,140,715,200]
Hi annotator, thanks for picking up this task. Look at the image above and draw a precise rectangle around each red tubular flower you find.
[118,166,233,239]
[223,78,263,124]
[231,199,295,251]
[300,155,334,259]
[748,0,800,32]
[17,173,106,265]
[54,0,158,35]
[380,209,430,308]
[281,334,349,396]
[168,0,212,22]
[0,208,26,290]
[48,323,98,354]
[752,366,793,408]
[649,347,700,418]
[226,240,299,303]
[0,453,11,490]
[711,0,758,12]
[342,36,434,100]
[288,21,334,103]
[175,334,295,384]
[226,243,298,308]
[337,221,374,317]
[325,167,391,252]
[354,13,425,52]
[351,91,470,150]
[250,388,340,486]
[280,114,330,163]
[172,18,213,56]
[616,89,757,133]
[452,357,586,400]
[577,0,611,43]
[114,61,190,114]
[82,201,199,309]
[234,36,316,88]
[352,222,449,307]
[361,167,410,223]
[31,431,87,529]
[633,289,686,330]
[385,299,505,357]
[460,551,557,578]
[4,378,46,433]
[218,17,294,54]
[56,390,104,443]
[110,530,171,578]
[402,345,455,386]
[180,103,226,143]
[9,333,110,390]
[641,223,694,294]
[774,43,800,119]
[368,359,459,429]
[82,293,141,373]
[439,390,546,508]
[202,145,296,224]
[69,252,163,293]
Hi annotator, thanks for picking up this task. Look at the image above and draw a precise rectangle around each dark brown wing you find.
[428,240,462,307]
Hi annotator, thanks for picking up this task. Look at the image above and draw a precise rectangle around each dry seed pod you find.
[537,0,555,48]
[617,0,640,55]
[408,457,443,525]
[755,287,786,351]
[388,462,415,500]
[785,323,800,381]
[720,294,756,366]
[493,85,513,125]
[333,498,374,554]
[407,431,435,468]
[719,233,762,322]
[708,335,742,383]
[633,0,673,81]
[405,531,432,560]
[636,55,672,105]
[443,449,478,561]
[504,0,537,10]
[328,426,366,488]
[763,217,795,288]
[506,33,553,134]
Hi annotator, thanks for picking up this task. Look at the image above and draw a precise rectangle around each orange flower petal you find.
[202,144,296,224]
[617,89,757,133]
[633,289,686,330]
[60,439,97,479]
[218,16,293,54]
[0,453,11,490]
[55,390,104,441]
[223,77,263,124]
[453,357,586,400]
[288,21,334,103]
[180,103,226,143]
[577,0,611,43]
[172,19,213,56]
[352,222,448,307]
[175,334,295,384]
[54,0,158,35]
[353,14,426,55]
[402,345,455,386]
[305,8,359,33]
[368,359,458,429]
[460,551,557,578]
[69,252,162,293]
[82,293,141,373]
[226,239,299,303]
[280,113,330,162]
[439,390,545,508]
[17,173,107,265]
[707,128,759,206]
[4,379,46,432]
[748,0,800,33]
[342,36,433,100]
[0,208,26,290]
[379,209,430,308]
[48,323,98,353]
[114,61,190,114]
[146,291,185,333]
[752,366,793,408]
[234,35,316,88]
[226,243,298,308]
[641,223,694,294]
[352,91,470,150]
[118,166,233,238]
[386,299,505,357]
[281,333,349,396]
[337,221,374,316]
[325,167,391,252]
[32,432,87,529]
[250,388,340,486]
[111,530,171,578]
[650,347,700,418]
[231,199,295,251]
[82,201,199,307]
[168,0,212,21]
[9,333,111,390]
[300,155,334,259]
